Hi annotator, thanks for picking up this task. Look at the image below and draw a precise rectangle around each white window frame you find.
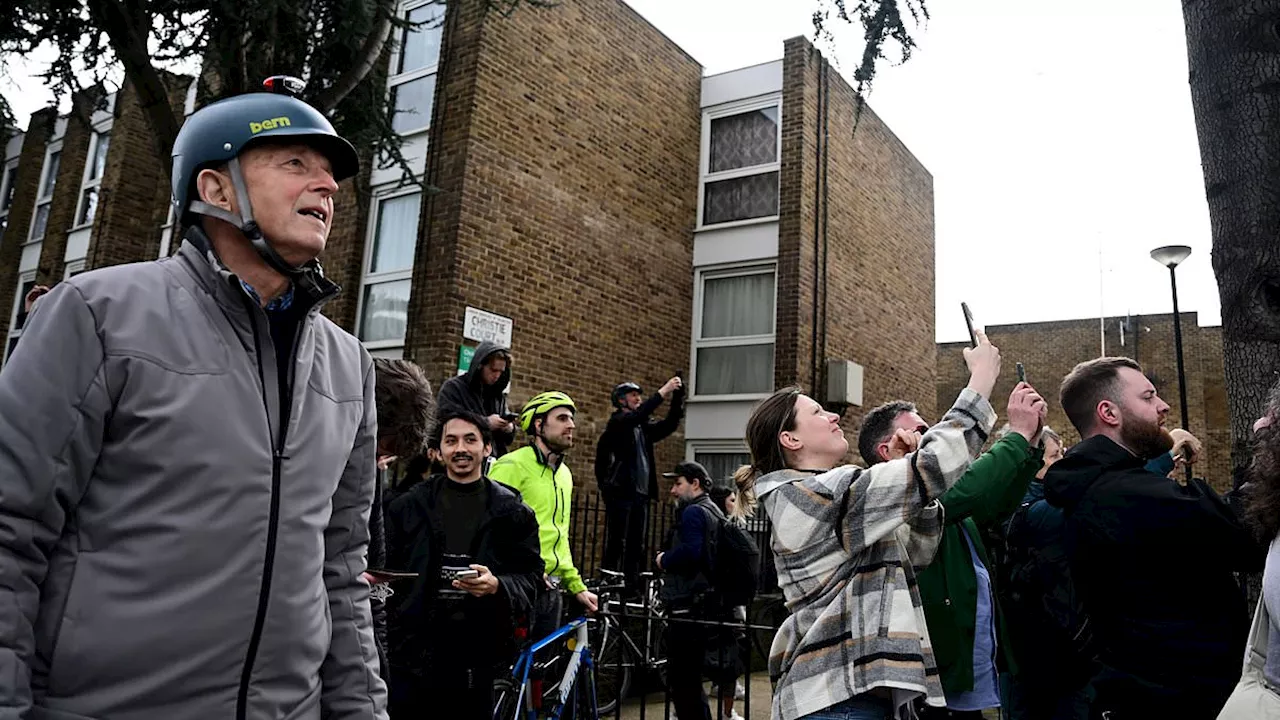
[689,262,777,401]
[687,440,750,461]
[355,185,421,351]
[64,259,85,280]
[3,270,38,365]
[386,0,445,138]
[72,126,112,230]
[158,204,177,259]
[28,144,62,243]
[696,96,782,231]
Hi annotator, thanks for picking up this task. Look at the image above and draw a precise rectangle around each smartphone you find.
[450,569,480,581]
[501,412,518,423]
[961,302,979,348]
[1016,362,1026,384]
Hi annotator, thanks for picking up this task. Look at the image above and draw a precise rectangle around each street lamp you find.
[1150,244,1192,481]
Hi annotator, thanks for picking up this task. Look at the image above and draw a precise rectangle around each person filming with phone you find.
[437,341,516,458]
[383,410,543,719]
[595,375,686,588]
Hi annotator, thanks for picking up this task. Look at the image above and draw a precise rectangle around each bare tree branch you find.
[314,0,396,112]
[86,0,182,162]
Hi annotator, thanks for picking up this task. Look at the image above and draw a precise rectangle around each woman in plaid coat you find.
[735,335,1004,720]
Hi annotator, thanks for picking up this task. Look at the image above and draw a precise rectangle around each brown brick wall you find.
[317,177,370,333]
[0,108,56,346]
[403,0,703,495]
[35,89,99,286]
[936,314,1233,491]
[88,75,191,270]
[779,38,937,454]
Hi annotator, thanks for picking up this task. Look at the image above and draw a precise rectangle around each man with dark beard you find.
[1044,357,1262,720]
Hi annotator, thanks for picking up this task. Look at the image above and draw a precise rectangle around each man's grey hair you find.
[996,423,1061,446]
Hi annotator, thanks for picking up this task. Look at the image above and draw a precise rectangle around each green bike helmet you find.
[170,76,359,277]
[519,391,576,434]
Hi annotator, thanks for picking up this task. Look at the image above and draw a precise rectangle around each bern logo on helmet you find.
[249,116,292,134]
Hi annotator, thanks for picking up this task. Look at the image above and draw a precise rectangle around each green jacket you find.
[916,433,1043,696]
[489,445,587,594]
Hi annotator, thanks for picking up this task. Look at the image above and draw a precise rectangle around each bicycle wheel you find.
[493,676,522,720]
[590,619,630,715]
[751,594,788,663]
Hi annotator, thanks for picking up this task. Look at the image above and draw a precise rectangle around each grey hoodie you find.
[0,238,387,720]
[435,340,513,457]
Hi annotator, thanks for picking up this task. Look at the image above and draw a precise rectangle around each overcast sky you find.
[6,0,1217,343]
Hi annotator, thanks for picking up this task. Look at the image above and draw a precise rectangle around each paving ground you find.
[614,672,771,720]
[612,675,1002,720]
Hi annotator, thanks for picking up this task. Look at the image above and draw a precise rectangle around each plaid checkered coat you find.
[756,388,996,720]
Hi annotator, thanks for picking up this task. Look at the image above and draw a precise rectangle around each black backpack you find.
[1002,497,1096,675]
[700,505,760,607]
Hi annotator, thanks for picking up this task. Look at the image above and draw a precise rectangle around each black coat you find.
[436,341,514,457]
[383,474,542,673]
[1043,435,1263,707]
[594,390,685,498]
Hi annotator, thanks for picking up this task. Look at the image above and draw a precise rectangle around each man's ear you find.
[194,167,236,212]
[875,441,892,463]
[1097,399,1122,429]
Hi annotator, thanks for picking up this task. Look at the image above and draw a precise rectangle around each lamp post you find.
[1150,244,1192,481]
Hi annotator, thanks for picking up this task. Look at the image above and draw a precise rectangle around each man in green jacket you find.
[858,383,1047,719]
[490,391,599,648]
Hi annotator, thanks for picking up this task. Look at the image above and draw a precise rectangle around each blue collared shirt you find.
[239,280,294,312]
[947,530,1002,711]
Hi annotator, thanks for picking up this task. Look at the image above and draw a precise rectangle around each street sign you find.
[463,306,513,347]
[457,344,475,375]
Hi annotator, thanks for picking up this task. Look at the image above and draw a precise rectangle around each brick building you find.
[936,314,1232,490]
[0,0,936,497]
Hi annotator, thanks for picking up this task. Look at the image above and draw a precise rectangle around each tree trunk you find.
[87,0,182,168]
[1182,0,1280,474]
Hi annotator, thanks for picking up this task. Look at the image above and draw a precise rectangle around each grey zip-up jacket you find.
[0,239,388,720]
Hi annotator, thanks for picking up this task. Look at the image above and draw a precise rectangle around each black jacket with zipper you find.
[594,390,685,498]
[383,473,542,673]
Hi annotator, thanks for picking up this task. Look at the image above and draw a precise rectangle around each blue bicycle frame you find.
[506,616,599,720]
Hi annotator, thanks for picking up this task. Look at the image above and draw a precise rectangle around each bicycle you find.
[589,569,670,715]
[493,573,634,720]
[494,615,600,720]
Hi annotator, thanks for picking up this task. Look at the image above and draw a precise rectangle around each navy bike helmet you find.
[170,76,359,277]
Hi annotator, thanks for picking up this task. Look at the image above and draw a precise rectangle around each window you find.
[388,1,445,136]
[29,149,61,241]
[75,130,110,227]
[694,450,751,486]
[158,204,178,259]
[0,160,17,233]
[3,272,37,365]
[692,265,776,397]
[357,190,421,348]
[699,101,781,227]
[64,259,85,280]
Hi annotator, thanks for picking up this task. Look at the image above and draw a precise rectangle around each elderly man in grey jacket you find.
[0,84,387,719]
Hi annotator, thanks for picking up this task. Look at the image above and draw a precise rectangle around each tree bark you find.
[1182,0,1280,472]
[86,0,182,169]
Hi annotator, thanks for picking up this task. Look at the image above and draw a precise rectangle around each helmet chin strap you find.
[187,156,312,279]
